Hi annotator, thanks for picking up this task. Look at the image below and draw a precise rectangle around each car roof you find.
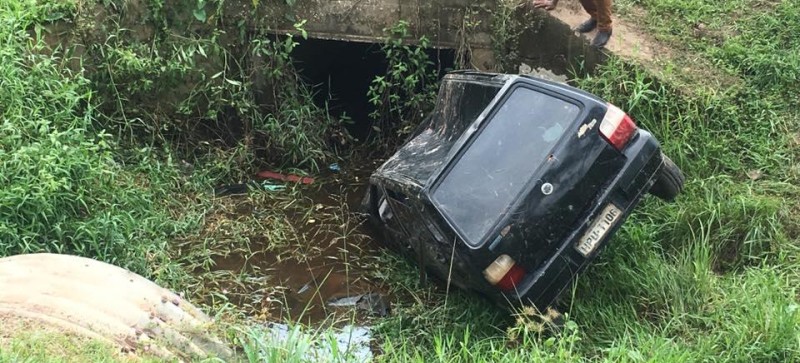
[374,70,606,190]
[374,72,509,189]
[450,70,606,103]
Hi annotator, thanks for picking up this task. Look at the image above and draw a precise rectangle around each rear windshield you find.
[431,87,581,247]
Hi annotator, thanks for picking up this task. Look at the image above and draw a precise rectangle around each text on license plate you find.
[575,204,622,257]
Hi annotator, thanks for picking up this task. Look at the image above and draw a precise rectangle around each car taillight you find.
[599,103,637,150]
[483,254,526,292]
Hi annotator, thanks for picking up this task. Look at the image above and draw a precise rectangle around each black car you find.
[362,71,684,311]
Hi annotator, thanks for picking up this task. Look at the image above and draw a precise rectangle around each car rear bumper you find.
[510,130,663,309]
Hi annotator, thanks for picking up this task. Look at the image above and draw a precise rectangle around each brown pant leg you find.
[595,0,613,31]
[579,0,598,18]
[579,0,613,31]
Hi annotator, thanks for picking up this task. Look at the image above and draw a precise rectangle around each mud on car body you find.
[362,71,684,311]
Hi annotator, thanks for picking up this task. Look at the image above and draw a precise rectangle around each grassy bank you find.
[372,1,800,361]
[1,0,798,362]
[0,331,158,363]
[373,58,800,361]
[0,0,194,280]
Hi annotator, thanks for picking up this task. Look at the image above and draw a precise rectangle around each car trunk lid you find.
[429,86,596,248]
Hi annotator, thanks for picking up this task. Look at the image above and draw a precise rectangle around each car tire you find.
[649,153,685,202]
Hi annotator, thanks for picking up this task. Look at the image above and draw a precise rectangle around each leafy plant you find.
[0,9,190,279]
[454,5,484,68]
[193,0,208,22]
[247,20,345,170]
[491,0,532,72]
[82,5,339,171]
[367,20,438,141]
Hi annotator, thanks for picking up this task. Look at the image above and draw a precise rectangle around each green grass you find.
[0,1,194,279]
[0,332,146,363]
[369,54,800,360]
[616,0,800,106]
[366,4,800,356]
[1,0,799,361]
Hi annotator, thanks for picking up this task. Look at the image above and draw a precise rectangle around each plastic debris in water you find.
[327,292,391,317]
[214,183,249,197]
[256,170,315,184]
[329,163,341,173]
[213,181,286,197]
[261,182,286,192]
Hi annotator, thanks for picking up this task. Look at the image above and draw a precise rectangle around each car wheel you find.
[649,153,685,202]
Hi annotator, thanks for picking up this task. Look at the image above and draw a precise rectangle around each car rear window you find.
[431,86,581,247]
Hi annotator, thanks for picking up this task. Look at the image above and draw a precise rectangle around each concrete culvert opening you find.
[290,38,456,141]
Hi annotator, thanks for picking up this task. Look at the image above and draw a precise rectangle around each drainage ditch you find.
[198,36,571,327]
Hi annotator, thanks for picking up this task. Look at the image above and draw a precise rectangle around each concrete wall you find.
[50,0,609,85]
[230,0,607,73]
[237,0,496,49]
[516,8,607,75]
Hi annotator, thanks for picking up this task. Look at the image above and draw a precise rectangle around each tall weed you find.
[0,10,187,278]
[367,21,439,142]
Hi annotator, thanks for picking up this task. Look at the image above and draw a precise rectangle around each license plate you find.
[575,204,622,257]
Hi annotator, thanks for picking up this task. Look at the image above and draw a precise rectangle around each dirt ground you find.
[546,0,741,91]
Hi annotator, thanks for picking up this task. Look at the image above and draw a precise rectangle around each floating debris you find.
[256,170,315,184]
[214,181,286,197]
[328,293,391,317]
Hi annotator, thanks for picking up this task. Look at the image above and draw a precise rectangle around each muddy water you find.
[202,157,389,326]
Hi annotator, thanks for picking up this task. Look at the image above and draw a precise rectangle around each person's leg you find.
[579,0,597,17]
[591,0,613,47]
[595,0,613,31]
[576,0,598,33]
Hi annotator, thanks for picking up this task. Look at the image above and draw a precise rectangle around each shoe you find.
[591,30,612,48]
[575,18,597,33]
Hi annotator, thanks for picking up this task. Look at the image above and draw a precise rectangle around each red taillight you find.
[599,104,637,150]
[483,255,526,292]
